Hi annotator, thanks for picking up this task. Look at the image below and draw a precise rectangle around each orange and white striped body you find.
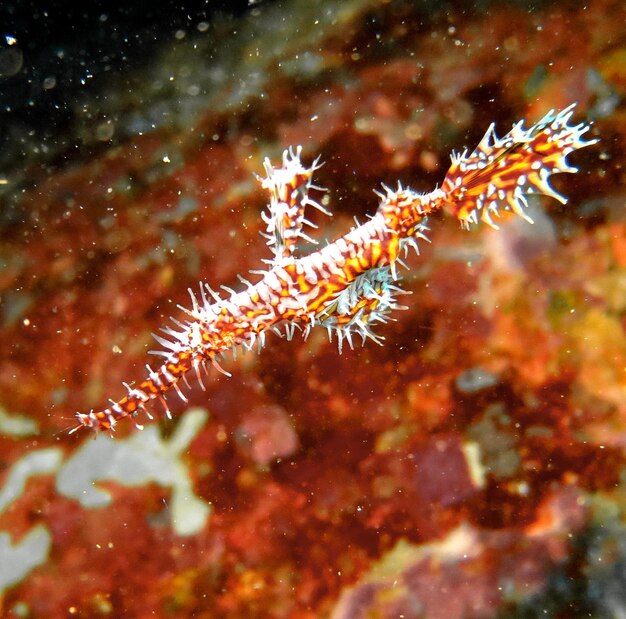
[70,105,597,434]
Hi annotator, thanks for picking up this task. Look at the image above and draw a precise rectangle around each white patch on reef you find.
[0,525,52,593]
[0,448,63,513]
[0,405,39,438]
[56,407,211,536]
[0,448,63,593]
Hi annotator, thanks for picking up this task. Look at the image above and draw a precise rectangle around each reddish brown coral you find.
[1,0,625,616]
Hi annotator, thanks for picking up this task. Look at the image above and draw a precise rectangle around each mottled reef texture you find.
[1,0,625,617]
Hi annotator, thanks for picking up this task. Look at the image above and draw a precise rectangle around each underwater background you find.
[0,0,625,616]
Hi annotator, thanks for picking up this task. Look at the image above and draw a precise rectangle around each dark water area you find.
[0,0,624,617]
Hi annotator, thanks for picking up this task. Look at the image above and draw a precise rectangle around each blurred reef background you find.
[0,0,625,616]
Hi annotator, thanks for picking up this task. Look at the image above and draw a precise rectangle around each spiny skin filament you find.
[70,104,597,434]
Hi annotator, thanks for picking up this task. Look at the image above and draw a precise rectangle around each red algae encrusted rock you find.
[332,487,588,619]
[0,0,625,616]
